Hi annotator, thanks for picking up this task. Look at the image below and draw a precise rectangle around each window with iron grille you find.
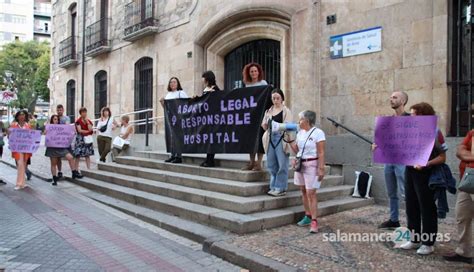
[134,57,153,134]
[94,70,107,118]
[224,39,280,91]
[66,80,76,122]
[449,0,474,136]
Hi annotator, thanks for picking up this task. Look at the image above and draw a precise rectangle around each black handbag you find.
[294,128,316,172]
[99,117,110,133]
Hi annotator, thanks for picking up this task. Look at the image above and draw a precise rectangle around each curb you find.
[1,160,50,182]
[205,240,302,272]
[1,160,302,271]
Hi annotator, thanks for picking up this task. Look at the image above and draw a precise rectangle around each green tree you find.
[0,40,50,112]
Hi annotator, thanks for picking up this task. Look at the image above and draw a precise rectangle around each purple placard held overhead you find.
[373,116,438,166]
[45,124,76,148]
[8,128,42,153]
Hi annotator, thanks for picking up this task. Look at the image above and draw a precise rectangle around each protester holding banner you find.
[96,107,117,163]
[442,131,474,264]
[261,89,293,196]
[112,115,134,161]
[8,110,32,190]
[400,102,447,255]
[241,63,268,171]
[199,70,221,167]
[45,115,78,186]
[373,91,410,230]
[290,110,326,233]
[73,107,93,175]
[161,77,189,163]
[55,104,71,180]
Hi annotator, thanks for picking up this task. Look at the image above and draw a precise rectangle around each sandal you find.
[241,162,255,171]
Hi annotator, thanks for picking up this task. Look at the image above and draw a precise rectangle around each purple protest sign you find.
[373,116,438,166]
[8,128,42,153]
[45,124,76,148]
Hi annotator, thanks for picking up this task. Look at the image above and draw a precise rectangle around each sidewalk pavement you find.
[1,146,473,271]
[0,165,240,271]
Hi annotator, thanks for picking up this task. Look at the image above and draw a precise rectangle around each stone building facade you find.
[50,0,450,136]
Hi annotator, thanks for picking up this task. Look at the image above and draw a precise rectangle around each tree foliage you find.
[0,40,50,112]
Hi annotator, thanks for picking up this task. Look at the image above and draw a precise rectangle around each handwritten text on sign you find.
[45,124,76,148]
[8,128,42,153]
[373,116,438,166]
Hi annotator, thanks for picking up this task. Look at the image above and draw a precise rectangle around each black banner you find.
[164,85,272,153]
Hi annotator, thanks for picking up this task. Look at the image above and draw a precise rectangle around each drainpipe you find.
[81,0,86,107]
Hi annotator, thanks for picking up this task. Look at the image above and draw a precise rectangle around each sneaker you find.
[443,254,473,264]
[400,241,421,250]
[378,219,400,229]
[267,189,275,195]
[310,220,319,233]
[416,245,434,255]
[297,215,312,227]
[164,157,175,163]
[269,190,286,197]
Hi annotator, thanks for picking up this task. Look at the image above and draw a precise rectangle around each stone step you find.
[114,156,331,182]
[134,151,336,174]
[94,163,344,197]
[71,176,373,234]
[85,192,227,244]
[80,169,353,214]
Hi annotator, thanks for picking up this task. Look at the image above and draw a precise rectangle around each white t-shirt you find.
[165,90,188,100]
[97,117,114,138]
[245,80,268,87]
[120,125,133,144]
[296,127,326,159]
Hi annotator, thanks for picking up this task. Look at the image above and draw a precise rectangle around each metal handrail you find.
[326,117,373,145]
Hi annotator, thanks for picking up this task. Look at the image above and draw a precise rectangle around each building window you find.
[224,39,281,90]
[94,70,107,118]
[134,57,153,134]
[449,0,474,136]
[66,80,76,121]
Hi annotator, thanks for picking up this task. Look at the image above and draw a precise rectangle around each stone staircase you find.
[70,151,373,240]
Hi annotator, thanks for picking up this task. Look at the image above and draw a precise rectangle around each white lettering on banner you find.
[183,132,239,145]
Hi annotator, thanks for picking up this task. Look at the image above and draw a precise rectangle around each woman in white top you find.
[241,62,268,171]
[160,77,189,163]
[96,107,118,162]
[290,110,326,234]
[112,115,134,161]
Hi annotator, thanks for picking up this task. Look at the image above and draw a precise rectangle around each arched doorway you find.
[224,39,280,90]
[134,57,153,134]
[66,79,76,121]
[94,70,107,118]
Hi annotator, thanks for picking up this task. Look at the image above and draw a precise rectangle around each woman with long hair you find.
[45,114,78,185]
[242,62,268,171]
[160,77,188,163]
[8,110,32,190]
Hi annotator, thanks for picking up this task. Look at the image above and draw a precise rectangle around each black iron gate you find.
[134,57,153,134]
[450,0,474,136]
[224,39,280,90]
[66,79,76,122]
[94,70,107,118]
